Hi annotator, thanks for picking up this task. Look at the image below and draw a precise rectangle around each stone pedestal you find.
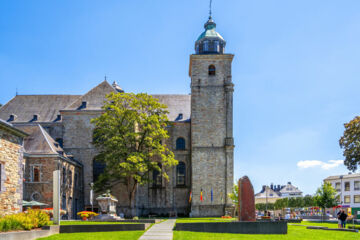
[238,176,255,221]
[96,191,122,221]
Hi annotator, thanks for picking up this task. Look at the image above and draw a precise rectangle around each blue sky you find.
[1,0,360,195]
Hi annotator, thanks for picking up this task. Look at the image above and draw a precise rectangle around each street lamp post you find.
[90,182,94,212]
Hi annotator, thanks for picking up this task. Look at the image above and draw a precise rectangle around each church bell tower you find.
[190,15,234,216]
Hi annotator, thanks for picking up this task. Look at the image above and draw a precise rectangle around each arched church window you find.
[176,137,186,150]
[176,162,186,186]
[153,163,162,187]
[93,159,106,182]
[209,65,216,76]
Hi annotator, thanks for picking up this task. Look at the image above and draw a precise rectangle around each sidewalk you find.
[139,219,176,240]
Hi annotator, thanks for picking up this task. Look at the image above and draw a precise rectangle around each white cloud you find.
[297,160,344,170]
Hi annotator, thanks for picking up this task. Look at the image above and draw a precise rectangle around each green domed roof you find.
[196,17,225,42]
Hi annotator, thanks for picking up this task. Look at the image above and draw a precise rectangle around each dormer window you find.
[176,113,183,121]
[30,114,39,122]
[81,101,87,109]
[209,65,216,76]
[78,101,87,110]
[54,114,62,122]
[8,114,16,122]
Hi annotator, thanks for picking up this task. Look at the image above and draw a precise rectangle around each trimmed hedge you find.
[0,209,50,232]
[348,225,360,230]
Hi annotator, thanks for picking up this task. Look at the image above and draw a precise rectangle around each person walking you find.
[337,210,342,228]
[339,210,348,229]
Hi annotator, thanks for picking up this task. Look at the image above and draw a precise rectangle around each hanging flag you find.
[189,191,192,203]
[200,189,203,202]
[211,188,213,203]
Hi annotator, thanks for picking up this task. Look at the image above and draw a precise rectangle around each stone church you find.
[0,16,234,217]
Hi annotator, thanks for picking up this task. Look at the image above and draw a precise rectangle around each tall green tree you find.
[303,194,315,207]
[228,183,238,215]
[314,182,338,220]
[256,203,274,212]
[91,92,177,210]
[339,116,360,171]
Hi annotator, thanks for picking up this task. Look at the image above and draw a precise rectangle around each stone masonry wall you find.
[190,54,234,217]
[61,111,99,207]
[0,129,24,215]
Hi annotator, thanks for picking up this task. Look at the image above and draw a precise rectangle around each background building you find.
[255,182,303,204]
[324,173,360,218]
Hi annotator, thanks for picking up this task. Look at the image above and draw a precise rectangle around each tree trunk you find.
[126,177,137,217]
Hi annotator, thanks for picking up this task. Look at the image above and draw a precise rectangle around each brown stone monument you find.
[238,176,256,221]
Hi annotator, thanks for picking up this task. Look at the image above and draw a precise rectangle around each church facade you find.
[0,17,234,217]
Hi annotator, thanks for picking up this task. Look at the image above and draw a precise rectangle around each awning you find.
[23,200,48,206]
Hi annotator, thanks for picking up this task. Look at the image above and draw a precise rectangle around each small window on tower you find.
[209,65,216,76]
[31,165,41,182]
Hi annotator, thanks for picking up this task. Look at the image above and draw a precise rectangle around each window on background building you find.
[176,162,186,186]
[354,195,360,203]
[68,170,72,187]
[31,165,41,182]
[345,182,350,191]
[31,192,41,201]
[176,137,185,150]
[208,65,216,76]
[336,195,341,202]
[62,195,66,211]
[55,138,63,148]
[335,182,341,191]
[354,181,360,191]
[62,167,66,185]
[153,163,162,187]
[344,195,351,203]
[74,173,78,189]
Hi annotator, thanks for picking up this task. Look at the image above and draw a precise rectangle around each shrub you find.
[77,211,98,220]
[42,208,66,218]
[0,209,50,232]
[133,216,139,220]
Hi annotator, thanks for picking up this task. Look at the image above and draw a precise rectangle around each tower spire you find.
[209,0,212,19]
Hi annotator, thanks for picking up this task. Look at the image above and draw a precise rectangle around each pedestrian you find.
[337,210,342,228]
[339,210,348,229]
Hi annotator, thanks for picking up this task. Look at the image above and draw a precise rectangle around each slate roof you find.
[0,95,81,123]
[255,186,281,198]
[0,118,28,137]
[16,124,64,155]
[279,183,303,194]
[64,80,116,110]
[152,94,191,122]
[0,81,191,123]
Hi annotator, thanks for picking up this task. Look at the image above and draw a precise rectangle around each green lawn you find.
[37,231,144,240]
[173,225,359,240]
